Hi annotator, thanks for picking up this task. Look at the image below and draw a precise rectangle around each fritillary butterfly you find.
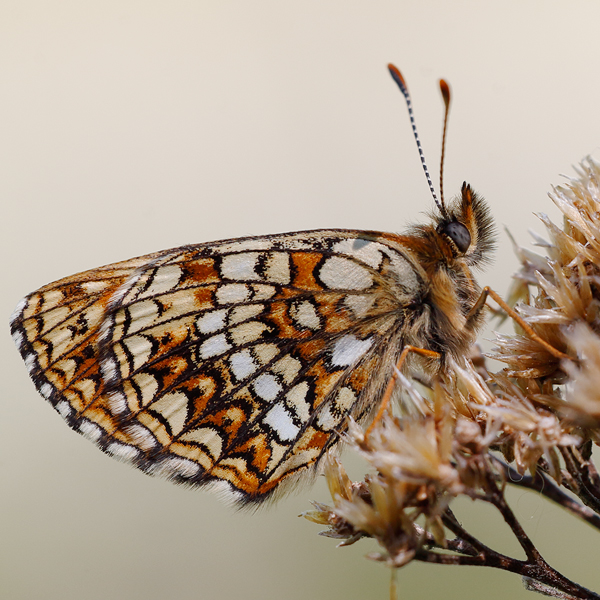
[10,66,495,506]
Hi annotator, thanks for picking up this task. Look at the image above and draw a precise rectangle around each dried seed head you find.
[307,158,600,572]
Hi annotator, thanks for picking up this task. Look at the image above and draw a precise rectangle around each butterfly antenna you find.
[438,79,451,215]
[388,64,449,219]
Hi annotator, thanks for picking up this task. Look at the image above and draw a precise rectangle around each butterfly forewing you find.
[11,229,427,504]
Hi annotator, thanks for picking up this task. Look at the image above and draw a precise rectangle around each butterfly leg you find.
[365,345,441,438]
[466,287,570,361]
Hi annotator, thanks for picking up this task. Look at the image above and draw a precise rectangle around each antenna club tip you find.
[387,63,406,87]
[439,79,451,107]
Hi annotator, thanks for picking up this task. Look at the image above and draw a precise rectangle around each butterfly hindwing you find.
[11,229,426,505]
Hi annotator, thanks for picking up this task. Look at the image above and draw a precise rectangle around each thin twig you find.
[415,534,600,599]
[485,473,543,563]
[413,523,478,556]
[493,458,600,530]
[441,508,495,555]
[560,447,600,513]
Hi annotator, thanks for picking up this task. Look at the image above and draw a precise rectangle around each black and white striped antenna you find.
[388,64,451,220]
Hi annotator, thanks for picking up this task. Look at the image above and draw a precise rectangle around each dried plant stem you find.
[416,493,600,600]
[486,476,542,562]
[441,508,495,555]
[560,447,600,513]
[306,159,600,598]
[488,483,599,600]
[493,458,600,531]
[415,547,600,600]
[413,521,478,556]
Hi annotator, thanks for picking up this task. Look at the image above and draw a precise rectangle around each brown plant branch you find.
[485,473,543,563]
[415,547,600,600]
[305,158,600,598]
[560,447,600,513]
[422,496,600,600]
[413,522,479,556]
[441,508,497,556]
[493,457,600,530]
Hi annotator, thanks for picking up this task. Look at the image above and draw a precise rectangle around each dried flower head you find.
[305,158,600,599]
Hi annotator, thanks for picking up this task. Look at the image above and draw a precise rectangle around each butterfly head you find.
[388,65,496,270]
[432,181,495,268]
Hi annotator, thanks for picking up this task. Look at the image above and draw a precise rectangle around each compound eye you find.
[443,221,471,253]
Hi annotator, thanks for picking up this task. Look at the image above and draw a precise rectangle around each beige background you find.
[3,2,600,599]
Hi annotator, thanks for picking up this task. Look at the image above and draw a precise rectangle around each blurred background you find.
[2,2,600,599]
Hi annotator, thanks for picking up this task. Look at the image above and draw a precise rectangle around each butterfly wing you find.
[11,230,426,505]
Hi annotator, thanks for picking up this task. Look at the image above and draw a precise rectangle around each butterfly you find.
[10,65,495,507]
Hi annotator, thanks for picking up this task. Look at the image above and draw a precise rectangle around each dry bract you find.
[305,158,600,598]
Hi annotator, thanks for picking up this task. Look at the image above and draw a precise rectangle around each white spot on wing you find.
[46,328,75,361]
[132,373,159,407]
[285,382,310,422]
[216,284,250,305]
[124,423,157,450]
[331,334,373,367]
[197,308,228,334]
[316,405,336,430]
[55,400,72,419]
[269,444,320,480]
[55,358,77,382]
[107,442,140,461]
[319,256,373,290]
[200,333,231,359]
[273,355,302,384]
[11,329,24,349]
[124,335,154,370]
[332,238,384,268]
[316,388,355,431]
[9,297,27,325]
[100,356,118,383]
[334,386,356,411]
[265,440,287,473]
[126,300,160,333]
[230,350,258,380]
[264,403,299,441]
[140,265,182,298]
[253,343,279,365]
[221,252,260,280]
[229,321,268,345]
[149,457,200,478]
[251,285,276,301]
[229,304,263,325]
[204,480,245,507]
[81,281,109,294]
[24,353,36,374]
[253,373,282,401]
[108,391,128,415]
[78,419,102,442]
[290,301,320,330]
[384,250,420,294]
[264,252,290,284]
[216,239,273,254]
[40,383,53,400]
